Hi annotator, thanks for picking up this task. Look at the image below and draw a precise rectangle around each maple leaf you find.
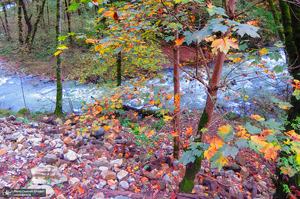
[251,114,265,121]
[149,99,154,105]
[285,130,300,142]
[204,144,217,160]
[211,37,239,54]
[171,131,179,137]
[210,151,229,170]
[145,130,155,136]
[174,37,185,47]
[259,48,269,55]
[259,143,281,160]
[218,125,231,137]
[185,126,193,136]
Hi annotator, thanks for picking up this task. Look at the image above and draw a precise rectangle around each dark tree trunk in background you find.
[17,0,23,44]
[116,51,121,86]
[54,0,63,115]
[19,0,32,46]
[64,0,73,46]
[268,0,284,41]
[1,1,11,41]
[0,16,7,36]
[30,0,46,44]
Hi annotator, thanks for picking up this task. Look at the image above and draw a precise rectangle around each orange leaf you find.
[185,126,193,136]
[225,97,230,101]
[211,37,239,54]
[174,37,185,47]
[171,131,179,137]
[149,99,155,105]
[78,186,85,194]
[259,143,281,160]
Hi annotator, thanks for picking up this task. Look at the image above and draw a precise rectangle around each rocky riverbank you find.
[0,113,276,199]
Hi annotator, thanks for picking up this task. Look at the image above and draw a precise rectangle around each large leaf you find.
[210,151,229,170]
[207,4,227,17]
[211,37,239,54]
[244,122,261,135]
[232,24,260,38]
[219,144,239,158]
[235,139,248,149]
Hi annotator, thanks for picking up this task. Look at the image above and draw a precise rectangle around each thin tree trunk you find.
[30,0,47,44]
[117,51,121,86]
[17,0,23,44]
[179,0,235,190]
[64,0,73,46]
[0,16,7,35]
[268,0,284,41]
[47,0,50,26]
[54,0,63,115]
[2,1,11,41]
[19,0,32,46]
[173,5,180,160]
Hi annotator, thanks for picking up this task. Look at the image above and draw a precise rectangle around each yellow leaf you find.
[163,115,172,122]
[233,57,241,63]
[98,7,105,13]
[218,125,231,137]
[204,144,217,160]
[104,126,110,131]
[54,50,63,56]
[251,114,265,121]
[259,48,269,55]
[211,37,239,54]
[171,131,179,137]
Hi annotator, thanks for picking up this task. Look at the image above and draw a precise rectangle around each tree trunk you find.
[0,16,7,35]
[30,0,46,44]
[17,0,23,44]
[268,0,284,41]
[64,0,73,46]
[20,0,32,47]
[54,0,63,115]
[1,1,11,41]
[273,1,300,198]
[179,0,234,189]
[117,51,122,86]
[173,5,180,160]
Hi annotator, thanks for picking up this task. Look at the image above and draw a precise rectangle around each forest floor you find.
[0,51,277,198]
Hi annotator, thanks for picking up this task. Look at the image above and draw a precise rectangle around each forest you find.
[0,0,300,198]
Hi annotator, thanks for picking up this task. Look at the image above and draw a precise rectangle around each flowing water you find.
[0,48,288,114]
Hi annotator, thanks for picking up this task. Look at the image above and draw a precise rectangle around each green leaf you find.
[232,23,260,38]
[207,6,227,17]
[219,144,239,158]
[293,89,300,100]
[57,45,68,50]
[239,43,248,51]
[235,139,248,149]
[58,36,68,41]
[273,65,283,73]
[210,151,228,170]
[269,52,282,61]
[244,122,261,135]
[191,26,212,43]
[211,23,228,34]
[68,3,81,11]
[168,23,183,30]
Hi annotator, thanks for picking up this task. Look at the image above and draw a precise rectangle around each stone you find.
[30,165,67,185]
[144,172,158,180]
[119,181,129,190]
[43,154,58,164]
[28,185,54,198]
[55,118,63,125]
[117,170,128,181]
[49,140,57,147]
[92,192,105,199]
[240,166,250,179]
[17,135,26,144]
[7,115,16,121]
[99,166,109,172]
[235,152,246,166]
[97,181,106,188]
[157,181,166,190]
[64,150,78,161]
[225,170,235,178]
[85,164,92,176]
[101,171,116,180]
[230,163,241,172]
[163,174,173,184]
[24,128,36,134]
[110,159,123,167]
[91,128,106,139]
[69,177,80,186]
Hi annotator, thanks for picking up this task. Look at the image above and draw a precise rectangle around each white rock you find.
[64,150,78,161]
[17,135,26,144]
[28,184,54,198]
[117,170,128,181]
[110,159,123,167]
[69,177,80,186]
[99,166,108,172]
[119,181,129,190]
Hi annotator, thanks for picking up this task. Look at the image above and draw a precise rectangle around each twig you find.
[235,0,264,18]
[20,76,28,110]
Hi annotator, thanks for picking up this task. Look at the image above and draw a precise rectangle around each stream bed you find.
[0,48,289,115]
